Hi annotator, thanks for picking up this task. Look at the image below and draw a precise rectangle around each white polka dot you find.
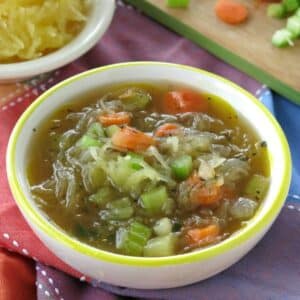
[48,278,53,285]
[22,248,29,255]
[287,205,295,210]
[2,105,8,111]
[41,270,47,276]
[38,283,43,290]
[36,265,40,271]
[35,281,39,286]
[54,288,60,295]
[16,97,23,103]
[12,240,19,247]
[80,276,86,281]
[45,290,50,297]
[60,298,64,300]
[3,233,10,239]
[33,256,38,261]
[9,102,16,107]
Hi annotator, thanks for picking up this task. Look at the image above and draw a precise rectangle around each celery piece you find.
[283,0,299,13]
[105,198,134,220]
[267,3,286,18]
[77,135,102,149]
[144,234,177,257]
[88,164,106,190]
[116,228,128,249]
[126,153,144,170]
[167,0,190,8]
[105,124,120,137]
[272,28,294,47]
[153,218,172,236]
[287,15,300,38]
[88,186,115,207]
[171,155,193,180]
[119,222,152,256]
[244,174,269,201]
[119,88,152,111]
[140,186,168,213]
[87,122,105,139]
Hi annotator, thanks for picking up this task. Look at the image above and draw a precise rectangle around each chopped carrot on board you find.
[98,112,132,126]
[111,126,155,151]
[215,0,249,25]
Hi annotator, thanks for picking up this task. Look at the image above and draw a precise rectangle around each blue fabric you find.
[261,90,300,200]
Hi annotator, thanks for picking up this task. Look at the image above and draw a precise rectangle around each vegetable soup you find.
[27,83,269,257]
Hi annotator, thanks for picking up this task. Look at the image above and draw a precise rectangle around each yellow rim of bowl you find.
[6,62,292,267]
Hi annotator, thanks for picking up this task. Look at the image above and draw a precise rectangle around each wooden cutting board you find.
[125,0,300,104]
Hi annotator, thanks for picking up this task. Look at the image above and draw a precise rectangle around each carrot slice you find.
[215,0,248,25]
[186,224,220,245]
[162,90,208,114]
[111,126,155,151]
[155,123,181,137]
[98,112,131,126]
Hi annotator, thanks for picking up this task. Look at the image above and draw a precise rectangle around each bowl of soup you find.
[0,0,115,82]
[6,62,291,289]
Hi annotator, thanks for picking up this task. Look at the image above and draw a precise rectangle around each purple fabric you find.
[33,2,300,299]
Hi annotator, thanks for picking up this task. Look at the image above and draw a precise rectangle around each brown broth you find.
[27,82,270,255]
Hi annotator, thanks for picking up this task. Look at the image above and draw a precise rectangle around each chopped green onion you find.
[283,0,299,13]
[105,125,120,137]
[287,15,300,38]
[244,174,269,201]
[171,155,193,180]
[153,218,172,236]
[144,234,177,257]
[267,3,286,18]
[77,135,103,149]
[118,222,152,256]
[166,0,190,8]
[140,186,168,214]
[85,163,106,190]
[86,122,105,138]
[88,186,115,207]
[272,28,295,47]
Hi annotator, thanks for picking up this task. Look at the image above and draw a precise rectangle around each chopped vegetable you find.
[86,122,105,139]
[215,0,249,25]
[98,112,132,126]
[118,222,152,256]
[166,0,190,8]
[186,224,220,246]
[105,125,121,137]
[119,88,152,111]
[155,123,181,137]
[102,198,134,220]
[286,15,300,38]
[140,186,168,213]
[282,0,299,13]
[171,155,193,180]
[77,135,102,149]
[112,126,155,151]
[244,174,269,201]
[144,234,177,257]
[162,90,208,114]
[229,197,258,219]
[267,3,286,18]
[88,187,115,207]
[153,217,173,236]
